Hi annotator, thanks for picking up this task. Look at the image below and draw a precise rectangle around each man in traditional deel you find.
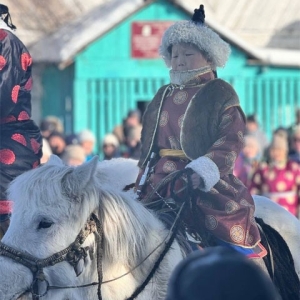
[136,5,266,258]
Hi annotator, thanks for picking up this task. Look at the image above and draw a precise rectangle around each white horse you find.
[0,156,299,300]
[0,156,183,300]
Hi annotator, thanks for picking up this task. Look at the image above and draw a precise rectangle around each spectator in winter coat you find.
[250,134,300,217]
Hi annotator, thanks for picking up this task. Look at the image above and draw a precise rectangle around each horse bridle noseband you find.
[0,213,104,300]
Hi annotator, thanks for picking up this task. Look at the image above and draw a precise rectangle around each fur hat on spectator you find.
[61,145,86,165]
[102,133,119,148]
[40,116,64,134]
[159,5,230,70]
[78,129,96,144]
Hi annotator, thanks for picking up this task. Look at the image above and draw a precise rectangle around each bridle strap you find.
[0,215,99,299]
[0,216,97,270]
[91,213,104,300]
[0,230,90,271]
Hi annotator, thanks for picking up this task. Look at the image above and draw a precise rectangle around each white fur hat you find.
[159,15,230,70]
[62,145,86,164]
[102,133,119,147]
[78,129,96,143]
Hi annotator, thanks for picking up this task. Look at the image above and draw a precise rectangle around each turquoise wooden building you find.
[30,0,300,153]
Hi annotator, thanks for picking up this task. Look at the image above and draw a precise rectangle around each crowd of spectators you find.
[39,108,300,219]
[37,110,299,300]
[234,110,300,219]
[39,115,96,166]
[39,109,143,166]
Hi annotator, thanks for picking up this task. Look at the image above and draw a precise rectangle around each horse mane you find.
[96,188,164,267]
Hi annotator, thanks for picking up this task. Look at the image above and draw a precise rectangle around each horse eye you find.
[37,220,54,229]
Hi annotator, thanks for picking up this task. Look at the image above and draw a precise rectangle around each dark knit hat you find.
[0,4,16,30]
[166,246,280,300]
[40,120,56,132]
[65,133,79,146]
[48,131,65,140]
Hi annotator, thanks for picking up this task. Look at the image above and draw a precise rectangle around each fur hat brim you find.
[159,21,231,70]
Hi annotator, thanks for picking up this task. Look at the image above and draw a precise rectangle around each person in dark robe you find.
[0,4,42,237]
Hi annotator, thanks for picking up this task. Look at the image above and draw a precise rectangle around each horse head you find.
[0,155,101,300]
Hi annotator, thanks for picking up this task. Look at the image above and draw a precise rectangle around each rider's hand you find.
[190,172,204,189]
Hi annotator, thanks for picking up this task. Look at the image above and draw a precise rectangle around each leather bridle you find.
[0,213,103,300]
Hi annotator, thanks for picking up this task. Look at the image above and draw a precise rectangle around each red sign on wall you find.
[131,21,174,59]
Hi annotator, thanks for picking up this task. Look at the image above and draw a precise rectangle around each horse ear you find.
[47,154,64,165]
[71,156,99,188]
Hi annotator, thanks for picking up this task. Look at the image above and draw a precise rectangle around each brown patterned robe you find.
[138,71,261,247]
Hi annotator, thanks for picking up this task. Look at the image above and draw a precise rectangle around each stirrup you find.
[247,243,268,259]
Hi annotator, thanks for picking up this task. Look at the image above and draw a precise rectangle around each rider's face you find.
[171,43,209,71]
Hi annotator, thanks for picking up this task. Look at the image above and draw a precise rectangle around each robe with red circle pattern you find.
[0,27,42,220]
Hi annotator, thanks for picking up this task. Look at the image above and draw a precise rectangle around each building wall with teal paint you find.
[219,46,300,138]
[74,0,189,151]
[41,64,74,133]
[41,0,300,153]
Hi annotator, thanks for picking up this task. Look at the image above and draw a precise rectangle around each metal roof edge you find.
[29,0,149,66]
[29,0,300,68]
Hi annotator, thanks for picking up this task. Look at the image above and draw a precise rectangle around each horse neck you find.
[98,190,164,266]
